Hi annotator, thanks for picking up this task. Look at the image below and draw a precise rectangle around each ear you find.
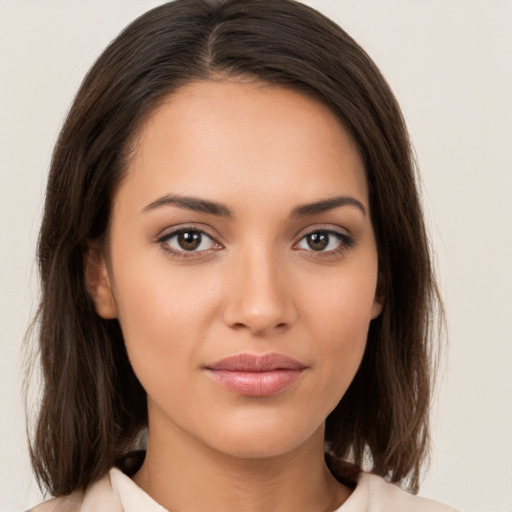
[370,295,384,319]
[84,242,118,319]
[370,273,385,319]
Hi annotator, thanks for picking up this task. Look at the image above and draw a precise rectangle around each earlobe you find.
[84,243,118,319]
[370,274,385,319]
[370,297,384,319]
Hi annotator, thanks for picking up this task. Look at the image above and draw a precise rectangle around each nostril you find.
[222,283,298,334]
[229,320,289,336]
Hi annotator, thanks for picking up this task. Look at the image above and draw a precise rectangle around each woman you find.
[28,0,457,510]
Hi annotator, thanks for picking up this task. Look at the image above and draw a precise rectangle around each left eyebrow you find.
[290,195,367,218]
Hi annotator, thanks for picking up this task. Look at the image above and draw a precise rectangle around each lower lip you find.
[206,369,304,397]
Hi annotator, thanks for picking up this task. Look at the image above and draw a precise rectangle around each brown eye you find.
[296,229,352,255]
[178,231,202,251]
[306,232,329,251]
[161,229,219,255]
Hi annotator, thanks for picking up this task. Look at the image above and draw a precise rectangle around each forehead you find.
[118,80,368,212]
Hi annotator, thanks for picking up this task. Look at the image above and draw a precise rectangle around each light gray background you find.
[1,1,511,511]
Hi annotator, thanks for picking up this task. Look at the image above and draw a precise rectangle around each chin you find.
[197,416,325,460]
[210,438,306,460]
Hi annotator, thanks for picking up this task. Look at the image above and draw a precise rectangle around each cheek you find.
[304,265,377,344]
[110,253,223,379]
[299,263,377,398]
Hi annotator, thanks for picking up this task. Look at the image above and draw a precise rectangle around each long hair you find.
[28,0,441,496]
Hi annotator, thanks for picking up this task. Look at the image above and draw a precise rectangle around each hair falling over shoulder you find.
[27,0,443,497]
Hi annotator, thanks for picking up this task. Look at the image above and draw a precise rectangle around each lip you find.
[205,353,307,397]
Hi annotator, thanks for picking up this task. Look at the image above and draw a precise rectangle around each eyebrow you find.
[290,195,367,218]
[142,194,232,217]
[142,194,366,218]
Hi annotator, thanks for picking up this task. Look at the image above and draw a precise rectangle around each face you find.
[88,80,382,459]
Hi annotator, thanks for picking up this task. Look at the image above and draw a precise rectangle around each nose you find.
[222,247,297,336]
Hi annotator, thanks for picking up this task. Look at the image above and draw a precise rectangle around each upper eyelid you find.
[294,224,351,240]
[156,224,221,243]
[294,229,351,247]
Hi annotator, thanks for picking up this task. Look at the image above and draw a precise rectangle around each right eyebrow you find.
[142,194,232,217]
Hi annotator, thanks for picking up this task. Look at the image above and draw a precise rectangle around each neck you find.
[133,421,350,512]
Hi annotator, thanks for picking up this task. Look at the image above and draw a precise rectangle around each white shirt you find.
[30,467,459,511]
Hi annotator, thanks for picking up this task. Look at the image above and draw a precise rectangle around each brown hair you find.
[28,0,441,497]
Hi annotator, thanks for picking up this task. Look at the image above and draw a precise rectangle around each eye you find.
[295,230,352,254]
[158,228,221,256]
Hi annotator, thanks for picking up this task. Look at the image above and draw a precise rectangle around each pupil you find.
[307,232,328,251]
[178,231,201,250]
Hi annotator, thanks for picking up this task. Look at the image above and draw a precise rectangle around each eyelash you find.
[295,228,354,259]
[156,226,221,259]
[156,225,354,259]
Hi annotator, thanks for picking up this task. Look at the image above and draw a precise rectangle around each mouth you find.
[204,353,307,397]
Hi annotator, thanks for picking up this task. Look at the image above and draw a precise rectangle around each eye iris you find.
[307,232,329,251]
[178,231,201,250]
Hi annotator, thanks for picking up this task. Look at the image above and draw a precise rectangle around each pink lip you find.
[205,353,307,397]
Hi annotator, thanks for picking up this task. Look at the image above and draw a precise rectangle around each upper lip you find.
[206,353,307,372]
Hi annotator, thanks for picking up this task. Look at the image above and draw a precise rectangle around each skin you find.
[87,80,382,512]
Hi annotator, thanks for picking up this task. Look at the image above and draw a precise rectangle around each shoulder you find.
[28,467,167,512]
[28,491,84,512]
[28,470,122,512]
[340,472,460,512]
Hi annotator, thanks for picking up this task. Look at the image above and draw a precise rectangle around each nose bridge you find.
[223,239,295,334]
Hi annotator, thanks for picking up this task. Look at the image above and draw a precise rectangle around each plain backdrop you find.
[1,1,511,511]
